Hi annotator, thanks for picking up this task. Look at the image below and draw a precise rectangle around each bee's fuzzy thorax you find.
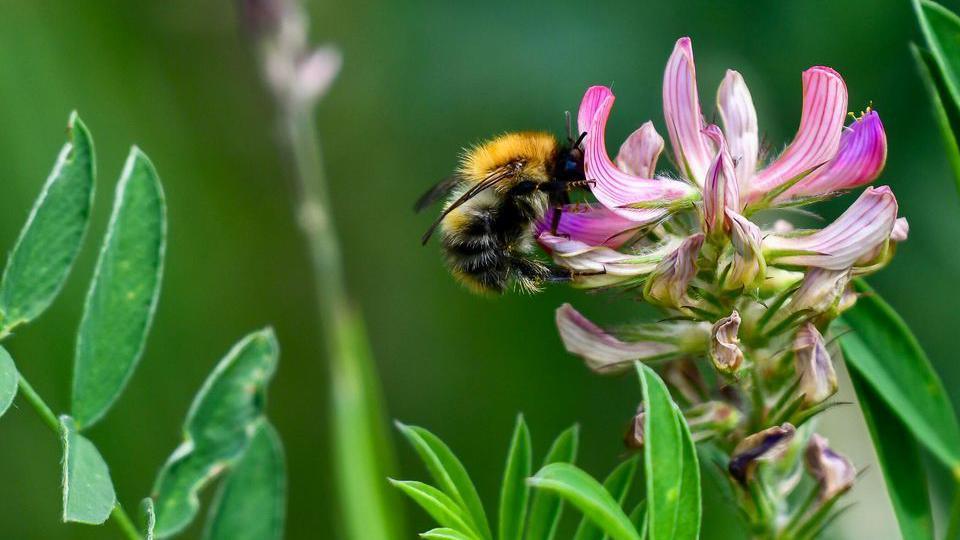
[459,131,558,185]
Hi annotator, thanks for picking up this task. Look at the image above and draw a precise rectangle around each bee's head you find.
[555,131,586,182]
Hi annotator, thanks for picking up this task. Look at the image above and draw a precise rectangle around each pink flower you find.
[701,125,741,236]
[538,233,680,288]
[763,186,898,270]
[644,233,704,308]
[660,37,885,206]
[535,204,637,248]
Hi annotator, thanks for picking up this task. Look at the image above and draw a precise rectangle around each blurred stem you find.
[282,104,402,540]
[16,372,142,540]
[946,481,960,540]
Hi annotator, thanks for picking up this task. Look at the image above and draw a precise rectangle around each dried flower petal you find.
[556,304,681,373]
[624,404,646,449]
[805,434,856,500]
[729,423,797,483]
[724,210,766,290]
[710,311,744,374]
[793,324,837,406]
[789,268,851,316]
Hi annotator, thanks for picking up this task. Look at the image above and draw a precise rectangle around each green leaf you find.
[0,112,94,331]
[60,415,116,524]
[203,421,286,540]
[331,308,404,540]
[573,456,639,540]
[141,498,156,540]
[529,463,640,540]
[396,422,492,539]
[71,146,166,428]
[673,406,701,540]
[915,0,960,106]
[839,281,960,471]
[390,480,479,537]
[420,528,476,540]
[499,414,531,540]
[848,369,933,540]
[912,43,960,193]
[152,329,279,538]
[637,363,683,540]
[0,346,17,419]
[525,425,579,540]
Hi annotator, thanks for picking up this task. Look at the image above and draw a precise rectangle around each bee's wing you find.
[413,174,462,212]
[420,163,521,245]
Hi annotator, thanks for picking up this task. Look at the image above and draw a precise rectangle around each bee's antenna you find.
[564,110,573,144]
[574,131,587,150]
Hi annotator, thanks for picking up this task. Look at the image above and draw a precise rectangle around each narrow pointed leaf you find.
[421,528,476,540]
[499,415,531,540]
[529,463,641,540]
[71,147,166,428]
[915,0,960,107]
[840,280,960,470]
[390,480,478,536]
[628,501,646,529]
[912,44,960,194]
[637,363,684,540]
[573,456,639,540]
[397,423,492,539]
[0,346,17,418]
[203,421,286,540]
[142,498,156,540]
[152,329,279,538]
[0,113,94,331]
[673,406,701,540]
[332,309,404,540]
[60,415,116,524]
[525,425,579,540]
[847,369,933,540]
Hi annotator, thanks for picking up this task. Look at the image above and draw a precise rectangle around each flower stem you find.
[282,105,401,540]
[17,371,142,540]
[946,480,960,540]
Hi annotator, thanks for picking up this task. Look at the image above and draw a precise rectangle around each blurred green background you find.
[0,0,956,538]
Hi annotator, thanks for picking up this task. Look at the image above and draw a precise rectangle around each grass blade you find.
[573,456,639,540]
[499,414,531,540]
[390,480,479,537]
[525,425,579,540]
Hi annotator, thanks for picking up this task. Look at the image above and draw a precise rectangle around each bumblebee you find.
[416,126,588,294]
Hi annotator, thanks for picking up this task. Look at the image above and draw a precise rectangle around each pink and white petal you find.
[537,233,668,276]
[717,70,759,190]
[749,67,848,200]
[663,37,713,184]
[891,217,909,242]
[534,204,637,248]
[616,121,665,178]
[779,111,887,200]
[578,86,699,222]
[763,186,898,270]
[556,303,679,372]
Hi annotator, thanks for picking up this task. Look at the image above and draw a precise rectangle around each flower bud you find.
[644,233,704,308]
[724,211,766,290]
[624,404,646,449]
[710,311,744,375]
[793,324,837,406]
[729,423,796,484]
[805,434,855,500]
[685,401,742,435]
[701,126,741,237]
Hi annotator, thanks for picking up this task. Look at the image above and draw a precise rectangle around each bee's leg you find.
[544,189,571,236]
